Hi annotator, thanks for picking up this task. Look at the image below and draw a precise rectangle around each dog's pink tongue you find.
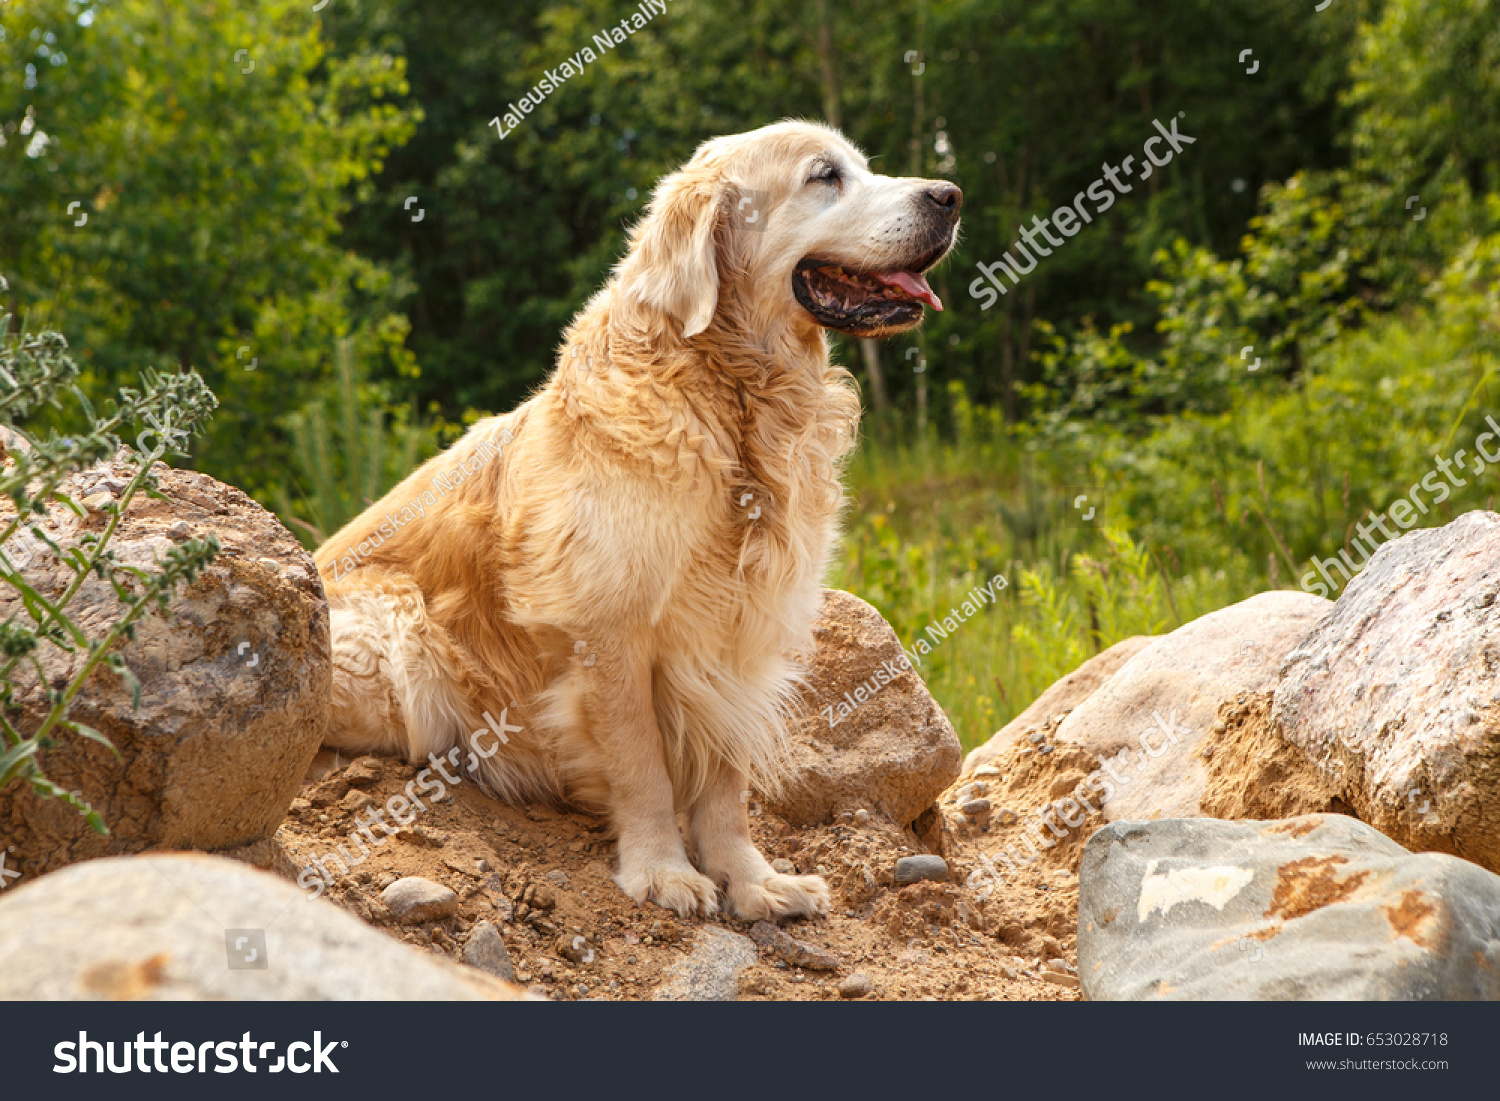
[875,271,942,311]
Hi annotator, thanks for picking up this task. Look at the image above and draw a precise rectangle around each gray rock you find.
[768,590,962,828]
[748,920,841,970]
[0,854,523,999]
[462,921,516,982]
[1274,512,1500,872]
[0,464,329,879]
[381,877,458,924]
[838,972,873,999]
[953,782,987,803]
[652,926,757,1001]
[1056,591,1330,821]
[1078,815,1500,1000]
[894,855,949,885]
[965,635,1157,773]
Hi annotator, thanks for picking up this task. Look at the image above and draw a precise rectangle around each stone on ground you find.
[1078,815,1500,1000]
[1273,512,1500,872]
[0,853,524,999]
[769,589,962,828]
[652,926,757,1001]
[1055,591,1330,821]
[0,463,330,879]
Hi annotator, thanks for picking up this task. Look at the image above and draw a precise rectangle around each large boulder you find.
[964,635,1156,774]
[767,589,961,828]
[1054,591,1330,821]
[0,853,525,999]
[1273,512,1500,872]
[0,461,329,878]
[1078,815,1500,1000]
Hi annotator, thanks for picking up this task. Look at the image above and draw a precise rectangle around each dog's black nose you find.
[924,183,963,222]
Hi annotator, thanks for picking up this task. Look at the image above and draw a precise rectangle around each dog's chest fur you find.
[556,334,854,674]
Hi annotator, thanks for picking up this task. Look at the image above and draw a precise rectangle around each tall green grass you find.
[830,384,1255,754]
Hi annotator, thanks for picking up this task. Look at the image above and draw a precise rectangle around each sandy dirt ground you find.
[272,736,1098,1001]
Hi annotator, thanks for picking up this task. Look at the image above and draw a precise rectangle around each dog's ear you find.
[616,166,723,338]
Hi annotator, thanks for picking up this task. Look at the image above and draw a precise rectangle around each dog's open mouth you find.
[792,259,944,336]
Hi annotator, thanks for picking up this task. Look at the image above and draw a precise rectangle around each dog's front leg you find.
[690,765,830,921]
[597,652,721,918]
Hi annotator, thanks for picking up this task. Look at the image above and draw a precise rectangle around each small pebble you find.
[1040,971,1080,990]
[959,798,992,819]
[462,922,516,982]
[771,858,797,875]
[1028,730,1044,744]
[952,782,984,804]
[838,973,873,999]
[749,920,840,970]
[974,765,1003,778]
[996,809,1019,826]
[343,757,383,787]
[1039,745,1054,755]
[166,520,191,541]
[853,809,870,826]
[381,877,459,924]
[893,855,949,885]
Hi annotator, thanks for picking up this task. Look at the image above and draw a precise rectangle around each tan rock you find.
[1273,512,1500,871]
[0,463,329,878]
[0,853,525,999]
[964,635,1157,774]
[767,590,961,827]
[1056,590,1330,821]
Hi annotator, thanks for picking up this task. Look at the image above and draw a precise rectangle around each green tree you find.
[0,0,420,499]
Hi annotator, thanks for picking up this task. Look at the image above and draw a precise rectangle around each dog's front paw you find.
[726,873,830,922]
[616,865,721,918]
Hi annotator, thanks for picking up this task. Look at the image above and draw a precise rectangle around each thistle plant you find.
[0,277,221,833]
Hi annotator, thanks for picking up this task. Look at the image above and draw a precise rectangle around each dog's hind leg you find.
[323,578,480,764]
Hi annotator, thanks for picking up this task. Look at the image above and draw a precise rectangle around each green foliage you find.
[0,0,421,499]
[0,279,220,829]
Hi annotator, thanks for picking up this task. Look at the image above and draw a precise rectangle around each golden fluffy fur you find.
[314,120,960,919]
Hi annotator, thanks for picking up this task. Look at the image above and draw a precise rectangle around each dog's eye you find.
[808,164,841,185]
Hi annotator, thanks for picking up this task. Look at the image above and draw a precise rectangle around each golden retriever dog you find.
[314,120,960,919]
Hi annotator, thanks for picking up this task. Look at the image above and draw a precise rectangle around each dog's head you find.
[614,121,961,341]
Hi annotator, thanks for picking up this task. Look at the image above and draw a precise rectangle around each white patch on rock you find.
[1136,859,1254,923]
